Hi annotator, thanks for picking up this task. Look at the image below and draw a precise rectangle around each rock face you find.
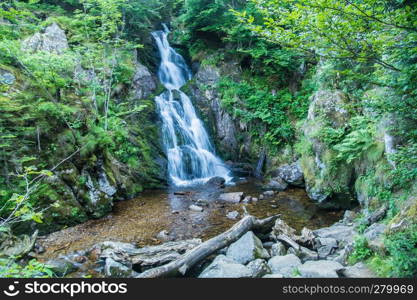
[131,63,157,99]
[0,69,15,85]
[263,176,288,191]
[275,162,304,187]
[299,90,356,208]
[198,255,252,278]
[226,231,270,264]
[267,254,302,277]
[22,22,69,54]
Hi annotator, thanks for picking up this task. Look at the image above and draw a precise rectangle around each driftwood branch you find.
[136,214,280,278]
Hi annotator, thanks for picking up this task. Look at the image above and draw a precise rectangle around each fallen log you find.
[136,214,280,278]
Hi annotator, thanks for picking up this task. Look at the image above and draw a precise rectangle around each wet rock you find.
[198,255,252,278]
[204,176,226,188]
[338,262,375,278]
[263,191,275,197]
[270,242,287,257]
[226,231,269,264]
[268,254,302,277]
[242,196,252,203]
[22,22,69,54]
[298,260,343,278]
[189,205,204,212]
[247,259,271,278]
[275,162,305,187]
[219,192,244,203]
[226,211,239,220]
[105,258,136,278]
[46,258,78,277]
[156,230,171,242]
[0,69,15,85]
[263,177,288,191]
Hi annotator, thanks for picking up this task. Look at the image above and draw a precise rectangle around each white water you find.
[152,25,232,186]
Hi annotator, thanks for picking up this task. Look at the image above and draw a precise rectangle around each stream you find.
[37,179,342,261]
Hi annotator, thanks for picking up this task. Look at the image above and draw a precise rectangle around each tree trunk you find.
[136,214,279,278]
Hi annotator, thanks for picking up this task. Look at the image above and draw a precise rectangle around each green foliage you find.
[384,225,417,278]
[0,259,54,278]
[349,236,373,265]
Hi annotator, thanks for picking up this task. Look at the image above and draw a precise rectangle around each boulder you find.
[226,231,270,264]
[289,246,318,263]
[263,177,288,191]
[104,258,136,278]
[270,242,287,257]
[338,262,376,278]
[131,63,156,99]
[219,192,244,203]
[313,225,356,245]
[267,254,302,277]
[275,162,305,187]
[298,260,343,278]
[189,205,204,212]
[242,196,252,203]
[271,218,297,241]
[315,237,338,259]
[263,191,275,197]
[198,255,252,278]
[247,259,271,278]
[22,22,68,54]
[46,258,78,277]
[204,176,226,188]
[364,223,386,254]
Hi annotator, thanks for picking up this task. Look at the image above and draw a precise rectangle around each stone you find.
[264,177,288,191]
[198,255,252,278]
[267,254,302,277]
[247,259,271,278]
[131,63,156,99]
[22,22,69,54]
[298,260,343,278]
[195,199,209,207]
[226,211,239,220]
[263,191,275,197]
[242,196,252,203]
[156,230,170,242]
[338,262,376,278]
[0,69,15,85]
[46,258,78,277]
[259,195,264,200]
[272,218,297,240]
[363,206,387,226]
[313,225,356,245]
[290,246,319,263]
[276,161,305,187]
[226,231,270,264]
[104,258,135,278]
[204,176,226,188]
[297,227,315,248]
[363,223,386,241]
[0,230,38,258]
[315,237,338,259]
[219,192,244,203]
[189,205,204,212]
[270,242,287,257]
[252,197,259,202]
[342,210,357,225]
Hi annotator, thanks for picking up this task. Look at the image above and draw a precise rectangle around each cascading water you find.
[152,25,232,186]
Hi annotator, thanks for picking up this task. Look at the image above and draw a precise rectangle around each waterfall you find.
[152,25,232,187]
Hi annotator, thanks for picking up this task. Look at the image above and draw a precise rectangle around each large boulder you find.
[247,259,271,278]
[267,254,302,277]
[22,22,69,54]
[131,63,157,99]
[298,260,343,278]
[275,161,304,187]
[226,231,270,264]
[313,224,356,245]
[198,255,252,278]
